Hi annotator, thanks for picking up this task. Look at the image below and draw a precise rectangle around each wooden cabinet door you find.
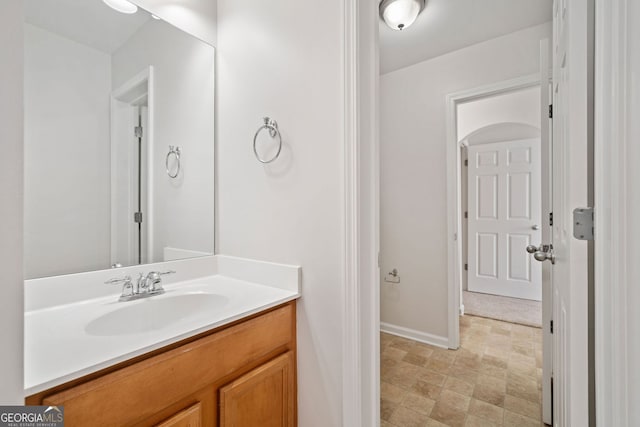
[156,403,201,427]
[219,352,295,427]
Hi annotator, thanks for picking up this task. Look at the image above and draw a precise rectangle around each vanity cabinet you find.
[26,302,297,427]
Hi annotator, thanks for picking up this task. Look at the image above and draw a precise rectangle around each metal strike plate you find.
[573,207,594,240]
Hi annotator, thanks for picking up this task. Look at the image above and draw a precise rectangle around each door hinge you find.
[549,212,554,226]
[464,159,468,167]
[550,320,554,334]
[464,263,468,271]
[464,211,468,219]
[134,126,143,138]
[134,212,143,223]
[548,104,553,119]
[573,207,594,240]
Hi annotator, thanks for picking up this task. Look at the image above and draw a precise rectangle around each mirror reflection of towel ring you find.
[166,146,181,178]
[253,117,282,164]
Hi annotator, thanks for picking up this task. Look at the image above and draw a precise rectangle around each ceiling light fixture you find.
[102,0,138,14]
[379,0,426,31]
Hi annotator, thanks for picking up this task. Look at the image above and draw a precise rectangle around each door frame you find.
[110,67,155,266]
[594,0,635,424]
[445,74,541,348]
[342,0,380,425]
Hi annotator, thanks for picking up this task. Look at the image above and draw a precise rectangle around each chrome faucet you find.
[104,271,176,302]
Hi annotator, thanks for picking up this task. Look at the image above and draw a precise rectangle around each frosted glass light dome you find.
[102,0,138,14]
[380,0,426,31]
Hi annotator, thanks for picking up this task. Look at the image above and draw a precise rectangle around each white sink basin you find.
[85,292,229,336]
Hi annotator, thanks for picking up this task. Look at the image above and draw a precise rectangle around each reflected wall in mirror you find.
[24,0,215,279]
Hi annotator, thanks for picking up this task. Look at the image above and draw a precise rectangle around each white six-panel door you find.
[467,139,542,300]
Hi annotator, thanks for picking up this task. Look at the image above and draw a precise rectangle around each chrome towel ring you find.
[166,145,181,178]
[253,117,282,164]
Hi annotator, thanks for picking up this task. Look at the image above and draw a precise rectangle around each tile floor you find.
[381,315,546,427]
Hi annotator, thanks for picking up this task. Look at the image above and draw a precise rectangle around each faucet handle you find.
[105,275,134,299]
[145,270,176,280]
[145,270,176,292]
[157,270,176,276]
[104,275,132,285]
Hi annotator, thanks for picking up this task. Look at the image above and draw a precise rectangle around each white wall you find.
[457,86,541,140]
[24,24,112,279]
[0,0,24,404]
[216,0,345,425]
[112,20,215,263]
[380,23,551,341]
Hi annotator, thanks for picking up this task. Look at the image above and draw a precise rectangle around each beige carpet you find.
[463,291,542,328]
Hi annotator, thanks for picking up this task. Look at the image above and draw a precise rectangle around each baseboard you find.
[460,303,465,316]
[380,322,449,349]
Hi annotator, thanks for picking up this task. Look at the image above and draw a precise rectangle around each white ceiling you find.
[379,0,553,74]
[25,0,151,54]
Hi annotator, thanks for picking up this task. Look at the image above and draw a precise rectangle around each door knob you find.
[532,225,540,230]
[529,244,555,264]
[534,251,555,263]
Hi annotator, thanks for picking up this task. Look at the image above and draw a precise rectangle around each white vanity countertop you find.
[24,255,301,396]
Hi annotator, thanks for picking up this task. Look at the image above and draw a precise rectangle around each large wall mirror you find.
[24,0,215,279]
